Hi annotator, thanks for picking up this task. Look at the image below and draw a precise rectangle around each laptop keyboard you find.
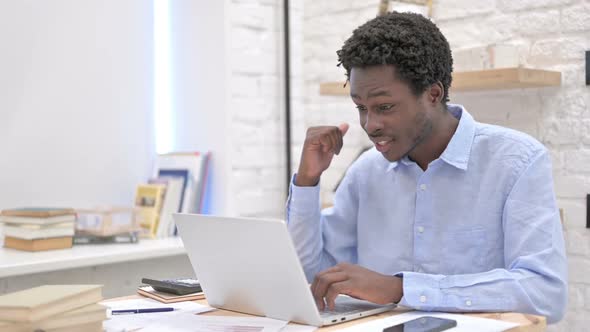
[319,299,384,318]
[320,303,364,317]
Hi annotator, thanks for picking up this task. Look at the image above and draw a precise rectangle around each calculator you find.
[141,277,202,295]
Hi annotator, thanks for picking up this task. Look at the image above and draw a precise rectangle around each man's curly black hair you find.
[337,12,453,103]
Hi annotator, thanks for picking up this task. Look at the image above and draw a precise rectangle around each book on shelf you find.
[157,168,189,211]
[1,207,76,251]
[0,303,107,332]
[0,207,76,218]
[149,177,184,237]
[3,222,75,240]
[137,285,205,303]
[73,232,138,245]
[154,151,211,214]
[0,207,76,225]
[134,184,166,239]
[0,285,103,322]
[4,236,73,251]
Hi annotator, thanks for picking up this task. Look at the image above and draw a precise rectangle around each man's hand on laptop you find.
[311,262,403,311]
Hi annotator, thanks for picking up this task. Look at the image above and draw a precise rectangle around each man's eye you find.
[378,104,394,112]
[356,106,367,112]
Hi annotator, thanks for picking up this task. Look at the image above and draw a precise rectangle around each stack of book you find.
[0,208,76,251]
[0,285,106,332]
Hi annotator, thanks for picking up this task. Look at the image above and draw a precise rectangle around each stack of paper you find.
[141,315,289,332]
[101,298,215,331]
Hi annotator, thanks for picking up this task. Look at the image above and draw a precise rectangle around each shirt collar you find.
[384,104,475,172]
[439,104,475,170]
[386,161,399,173]
[385,155,414,172]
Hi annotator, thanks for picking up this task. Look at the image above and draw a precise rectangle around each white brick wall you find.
[301,0,590,330]
[228,0,305,218]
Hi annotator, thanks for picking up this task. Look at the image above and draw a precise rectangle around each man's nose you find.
[363,111,384,135]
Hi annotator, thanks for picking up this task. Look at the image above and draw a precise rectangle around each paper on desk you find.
[339,311,519,332]
[101,298,215,331]
[279,324,317,332]
[140,314,288,332]
[101,298,213,314]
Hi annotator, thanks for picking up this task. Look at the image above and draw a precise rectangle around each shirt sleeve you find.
[397,150,568,323]
[286,168,360,283]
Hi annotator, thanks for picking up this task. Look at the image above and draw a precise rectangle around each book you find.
[149,177,184,237]
[154,152,211,214]
[137,285,205,303]
[5,222,75,230]
[134,184,166,238]
[157,169,189,212]
[3,222,75,240]
[0,303,107,332]
[0,214,76,225]
[4,236,73,251]
[0,207,76,218]
[0,285,103,322]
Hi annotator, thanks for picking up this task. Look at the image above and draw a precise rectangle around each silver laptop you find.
[174,214,396,326]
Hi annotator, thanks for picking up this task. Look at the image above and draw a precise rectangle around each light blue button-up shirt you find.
[286,104,567,323]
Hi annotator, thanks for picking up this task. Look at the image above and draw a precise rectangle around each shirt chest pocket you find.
[439,228,489,274]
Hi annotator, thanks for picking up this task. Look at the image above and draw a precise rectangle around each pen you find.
[111,307,174,315]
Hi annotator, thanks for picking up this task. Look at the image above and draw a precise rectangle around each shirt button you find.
[466,300,472,306]
[420,295,427,303]
[417,226,424,233]
[419,184,427,191]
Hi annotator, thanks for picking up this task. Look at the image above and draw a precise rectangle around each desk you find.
[108,295,546,331]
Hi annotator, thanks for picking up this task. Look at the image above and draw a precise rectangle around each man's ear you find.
[426,82,444,105]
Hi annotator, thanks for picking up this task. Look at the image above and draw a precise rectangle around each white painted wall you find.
[167,0,232,215]
[0,0,155,209]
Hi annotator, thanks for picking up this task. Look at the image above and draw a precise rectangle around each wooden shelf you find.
[319,68,562,96]
[452,67,561,91]
[320,82,350,96]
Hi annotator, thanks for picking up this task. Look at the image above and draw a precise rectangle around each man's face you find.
[349,65,434,162]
